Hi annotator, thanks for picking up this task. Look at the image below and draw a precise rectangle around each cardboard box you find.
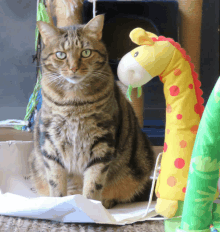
[0,128,32,141]
[0,127,163,157]
[0,127,163,221]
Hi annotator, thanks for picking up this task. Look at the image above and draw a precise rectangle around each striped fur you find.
[29,15,155,208]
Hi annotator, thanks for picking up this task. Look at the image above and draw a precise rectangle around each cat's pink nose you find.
[71,66,78,73]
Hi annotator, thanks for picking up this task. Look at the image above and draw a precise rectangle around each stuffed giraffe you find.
[117,28,208,218]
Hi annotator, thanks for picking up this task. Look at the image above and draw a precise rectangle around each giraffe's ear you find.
[129,28,157,46]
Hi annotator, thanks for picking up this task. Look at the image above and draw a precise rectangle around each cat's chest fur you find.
[42,111,115,175]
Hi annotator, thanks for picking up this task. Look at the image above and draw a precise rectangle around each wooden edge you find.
[0,128,163,159]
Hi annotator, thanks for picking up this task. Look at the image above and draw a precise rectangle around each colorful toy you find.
[178,76,220,231]
[165,77,220,232]
[210,225,218,232]
[117,28,207,218]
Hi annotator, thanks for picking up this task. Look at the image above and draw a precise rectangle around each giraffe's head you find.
[117,28,175,88]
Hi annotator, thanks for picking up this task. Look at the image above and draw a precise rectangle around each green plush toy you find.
[165,76,220,232]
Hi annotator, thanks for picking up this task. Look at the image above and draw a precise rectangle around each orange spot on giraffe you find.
[174,158,185,169]
[163,142,167,152]
[167,176,177,187]
[179,140,187,148]
[166,104,172,113]
[174,69,182,76]
[182,187,186,193]
[189,84,193,89]
[156,192,160,198]
[177,114,182,120]
[191,125,198,134]
[167,129,170,134]
[169,86,180,96]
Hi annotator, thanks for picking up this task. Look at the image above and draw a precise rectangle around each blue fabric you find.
[22,88,42,131]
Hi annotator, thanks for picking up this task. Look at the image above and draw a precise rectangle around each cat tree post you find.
[130,88,144,128]
[54,0,84,27]
[178,0,203,78]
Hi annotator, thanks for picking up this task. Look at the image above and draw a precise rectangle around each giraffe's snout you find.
[117,52,153,88]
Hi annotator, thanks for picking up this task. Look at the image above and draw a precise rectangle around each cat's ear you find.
[83,14,104,41]
[37,21,60,45]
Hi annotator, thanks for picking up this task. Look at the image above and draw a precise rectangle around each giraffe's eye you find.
[81,49,92,58]
[56,52,66,60]
[134,51,139,57]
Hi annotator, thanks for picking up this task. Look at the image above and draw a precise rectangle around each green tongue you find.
[126,85,133,102]
[126,85,142,102]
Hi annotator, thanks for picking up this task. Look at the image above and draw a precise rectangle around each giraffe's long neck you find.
[153,36,204,118]
[162,48,201,124]
[154,36,205,218]
[155,39,204,204]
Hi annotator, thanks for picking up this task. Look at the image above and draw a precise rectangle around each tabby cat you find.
[29,14,155,209]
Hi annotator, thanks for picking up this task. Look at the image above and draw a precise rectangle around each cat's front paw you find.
[102,199,117,209]
[83,182,103,201]
[67,189,82,196]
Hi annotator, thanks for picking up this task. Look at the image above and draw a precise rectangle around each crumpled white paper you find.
[0,140,164,225]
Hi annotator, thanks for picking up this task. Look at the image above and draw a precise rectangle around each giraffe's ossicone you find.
[117,28,206,218]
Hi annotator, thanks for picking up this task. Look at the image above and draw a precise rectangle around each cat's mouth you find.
[65,76,85,84]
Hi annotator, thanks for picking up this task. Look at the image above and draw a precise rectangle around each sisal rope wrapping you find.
[54,0,83,27]
[178,0,203,78]
[129,87,144,128]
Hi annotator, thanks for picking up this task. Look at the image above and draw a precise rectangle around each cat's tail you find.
[47,0,84,28]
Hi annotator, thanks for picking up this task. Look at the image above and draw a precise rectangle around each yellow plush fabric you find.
[155,198,178,218]
[155,48,200,202]
[129,28,204,218]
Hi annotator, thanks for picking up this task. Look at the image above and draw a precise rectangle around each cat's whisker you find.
[37,64,47,68]
[45,75,65,87]
[43,72,59,76]
[94,76,106,81]
[91,71,110,81]
[45,77,61,84]
[42,75,60,80]
[91,71,109,77]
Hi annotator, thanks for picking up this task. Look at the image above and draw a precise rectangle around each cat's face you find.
[37,15,108,86]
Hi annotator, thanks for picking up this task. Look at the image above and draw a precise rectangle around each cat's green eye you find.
[56,52,66,60]
[81,49,92,58]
